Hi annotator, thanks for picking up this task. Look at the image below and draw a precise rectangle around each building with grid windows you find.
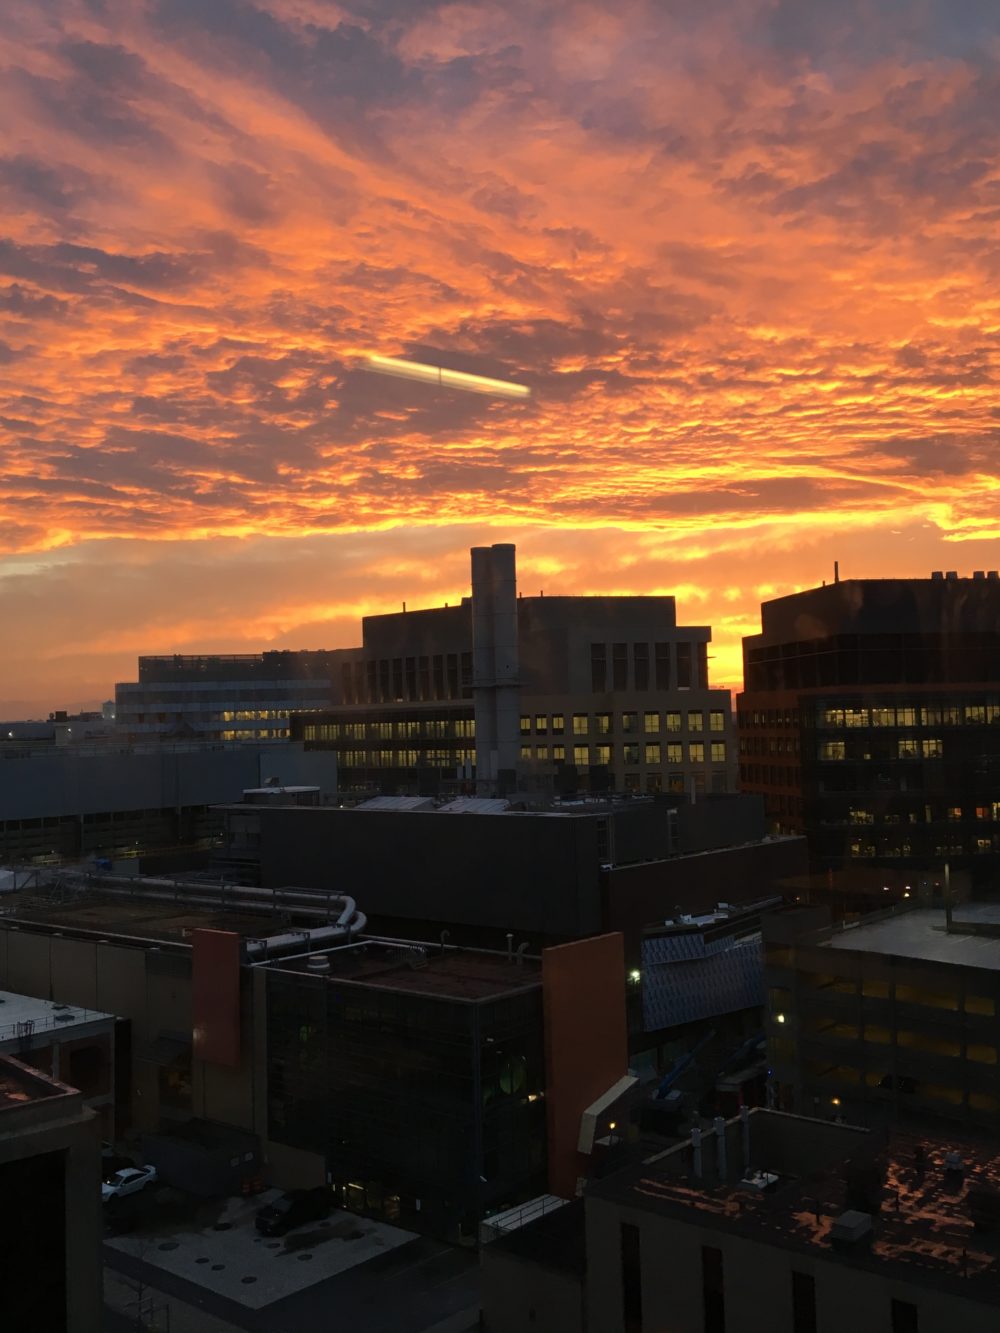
[292,543,737,798]
[737,572,1000,882]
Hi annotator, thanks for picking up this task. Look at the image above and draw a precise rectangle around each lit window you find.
[595,713,612,735]
[594,744,612,766]
[623,743,639,765]
[520,745,532,761]
[645,743,661,765]
[711,742,726,763]
[644,711,659,734]
[573,744,589,766]
[535,715,547,734]
[520,716,531,735]
[552,744,566,762]
[536,745,549,761]
[689,742,705,763]
[665,712,681,732]
[922,738,943,758]
[897,739,919,759]
[820,741,846,760]
[709,711,726,732]
[551,714,564,733]
[572,714,589,736]
[666,743,682,764]
[621,712,637,733]
[688,711,704,732]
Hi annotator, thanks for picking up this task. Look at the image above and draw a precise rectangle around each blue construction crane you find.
[653,1029,717,1101]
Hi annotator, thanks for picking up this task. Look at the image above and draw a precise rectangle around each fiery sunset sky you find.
[2,0,999,714]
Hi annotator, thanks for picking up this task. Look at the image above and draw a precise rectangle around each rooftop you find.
[822,909,1000,972]
[590,1110,1000,1297]
[269,940,541,1000]
[0,990,112,1045]
[0,1053,78,1112]
[488,1198,586,1276]
[0,887,328,948]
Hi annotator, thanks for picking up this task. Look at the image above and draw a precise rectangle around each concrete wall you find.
[584,1197,1000,1333]
[481,1248,583,1333]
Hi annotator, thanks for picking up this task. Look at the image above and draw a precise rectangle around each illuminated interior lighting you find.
[629,969,641,982]
[831,1097,841,1107]
[366,354,530,399]
[609,1121,617,1131]
[775,1013,786,1024]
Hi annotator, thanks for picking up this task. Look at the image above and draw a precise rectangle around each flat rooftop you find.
[822,909,1000,972]
[270,941,541,1000]
[0,1053,77,1112]
[0,888,327,947]
[0,990,112,1045]
[591,1111,1000,1297]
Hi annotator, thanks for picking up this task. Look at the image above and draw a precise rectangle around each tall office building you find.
[295,542,737,798]
[738,572,1000,880]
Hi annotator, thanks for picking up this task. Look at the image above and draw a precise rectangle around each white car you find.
[102,1165,158,1203]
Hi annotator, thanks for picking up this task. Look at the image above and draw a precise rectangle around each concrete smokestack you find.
[472,544,520,794]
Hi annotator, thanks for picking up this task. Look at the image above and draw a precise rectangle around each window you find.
[535,715,547,734]
[595,713,612,735]
[898,738,919,759]
[711,742,726,763]
[922,738,943,758]
[666,743,682,764]
[536,745,549,761]
[552,744,565,762]
[520,745,532,761]
[688,711,704,732]
[820,741,846,760]
[644,711,659,734]
[709,711,726,732]
[624,743,639,765]
[573,745,589,766]
[966,705,986,725]
[621,1223,642,1333]
[594,744,612,766]
[655,643,671,690]
[702,1246,725,1333]
[646,773,662,792]
[871,707,896,727]
[896,707,917,726]
[665,711,681,732]
[613,642,628,690]
[791,1272,816,1333]
[622,711,637,733]
[520,716,531,736]
[634,643,649,691]
[573,714,589,736]
[551,714,565,734]
[966,995,995,1016]
[591,642,607,692]
[689,742,705,763]
[677,641,692,688]
[645,743,661,765]
[891,1299,919,1333]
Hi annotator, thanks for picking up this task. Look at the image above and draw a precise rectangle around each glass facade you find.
[266,969,546,1239]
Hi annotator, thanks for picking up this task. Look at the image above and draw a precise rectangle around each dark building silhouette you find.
[738,572,1000,882]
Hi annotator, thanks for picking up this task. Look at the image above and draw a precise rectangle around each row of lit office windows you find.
[337,749,476,768]
[521,710,727,737]
[520,742,726,765]
[848,838,1000,858]
[220,729,289,741]
[818,703,1000,729]
[845,803,1000,825]
[303,719,476,742]
[820,738,947,760]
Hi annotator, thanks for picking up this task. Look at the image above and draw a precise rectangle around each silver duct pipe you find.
[714,1116,727,1179]
[472,543,519,794]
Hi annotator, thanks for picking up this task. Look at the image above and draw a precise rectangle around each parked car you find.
[255,1187,331,1237]
[102,1166,158,1203]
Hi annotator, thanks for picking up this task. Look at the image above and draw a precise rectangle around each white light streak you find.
[366,354,530,399]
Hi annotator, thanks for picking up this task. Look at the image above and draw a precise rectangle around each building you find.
[0,877,631,1240]
[115,650,346,742]
[0,739,335,865]
[0,1053,103,1333]
[485,1109,1000,1333]
[0,990,117,1137]
[737,572,1000,883]
[763,901,1000,1129]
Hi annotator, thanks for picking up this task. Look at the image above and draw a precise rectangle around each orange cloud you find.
[0,0,998,712]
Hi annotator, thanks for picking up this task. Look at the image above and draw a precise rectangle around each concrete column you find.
[472,544,520,793]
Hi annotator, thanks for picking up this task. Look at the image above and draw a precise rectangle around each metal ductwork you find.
[472,542,520,795]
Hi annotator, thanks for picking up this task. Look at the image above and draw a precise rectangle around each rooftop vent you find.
[931,571,944,580]
[988,571,999,581]
[305,954,330,972]
[830,1210,873,1251]
[945,571,958,580]
[973,571,985,580]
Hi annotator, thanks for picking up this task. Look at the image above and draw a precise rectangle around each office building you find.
[115,650,345,742]
[0,1053,103,1333]
[485,1109,1000,1333]
[738,572,1000,880]
[297,542,736,797]
[0,876,631,1240]
[763,901,1000,1128]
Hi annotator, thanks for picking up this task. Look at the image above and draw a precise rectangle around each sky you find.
[1,0,999,715]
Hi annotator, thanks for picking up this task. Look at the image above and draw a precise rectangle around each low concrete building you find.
[485,1109,1000,1332]
[0,1053,103,1333]
[0,990,116,1137]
